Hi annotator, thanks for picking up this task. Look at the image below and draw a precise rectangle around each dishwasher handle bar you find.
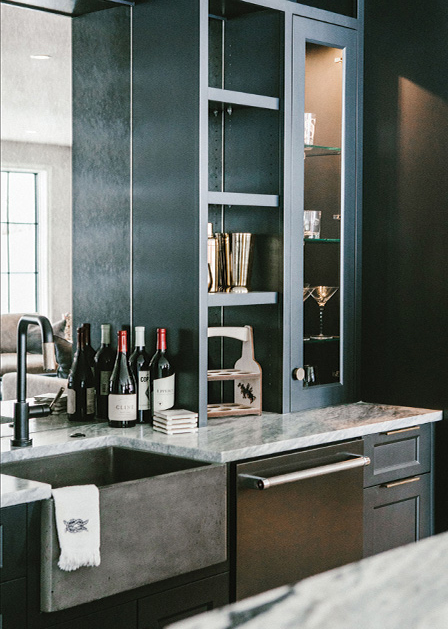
[239,454,371,490]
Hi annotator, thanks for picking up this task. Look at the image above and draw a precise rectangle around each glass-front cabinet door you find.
[289,17,358,411]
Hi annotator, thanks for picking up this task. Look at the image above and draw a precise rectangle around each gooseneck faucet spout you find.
[12,315,57,448]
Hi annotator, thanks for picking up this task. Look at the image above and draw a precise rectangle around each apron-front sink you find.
[3,447,227,612]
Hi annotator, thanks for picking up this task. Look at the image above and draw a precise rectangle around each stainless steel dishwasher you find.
[235,439,369,600]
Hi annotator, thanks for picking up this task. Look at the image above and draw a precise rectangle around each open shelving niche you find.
[206,1,284,417]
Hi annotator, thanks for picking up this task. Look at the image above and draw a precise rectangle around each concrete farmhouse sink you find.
[2,447,227,612]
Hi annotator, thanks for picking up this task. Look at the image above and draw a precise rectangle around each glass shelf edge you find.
[304,144,341,151]
[304,238,340,243]
[303,337,340,344]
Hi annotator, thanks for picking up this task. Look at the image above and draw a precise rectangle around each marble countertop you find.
[169,531,448,629]
[1,473,51,507]
[1,401,442,506]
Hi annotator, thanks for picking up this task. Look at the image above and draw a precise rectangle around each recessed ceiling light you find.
[30,54,51,60]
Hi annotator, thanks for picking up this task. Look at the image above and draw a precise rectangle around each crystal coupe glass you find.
[310,286,338,339]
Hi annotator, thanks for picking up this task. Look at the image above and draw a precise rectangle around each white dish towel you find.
[52,484,101,572]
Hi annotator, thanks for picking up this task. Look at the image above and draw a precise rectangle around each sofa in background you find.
[0,313,73,379]
[1,372,68,401]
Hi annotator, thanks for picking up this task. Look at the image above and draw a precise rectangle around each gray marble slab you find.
[1,401,442,464]
[1,402,442,506]
[169,531,448,629]
[1,473,51,507]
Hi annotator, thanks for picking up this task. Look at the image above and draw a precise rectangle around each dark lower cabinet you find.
[137,573,229,629]
[1,424,435,628]
[34,573,229,629]
[0,504,27,583]
[364,472,432,557]
[0,500,228,629]
[1,577,27,629]
[1,505,28,629]
[44,602,137,629]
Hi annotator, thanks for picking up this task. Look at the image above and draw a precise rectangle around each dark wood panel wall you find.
[362,0,448,410]
[72,6,132,348]
[132,0,202,413]
[362,0,448,534]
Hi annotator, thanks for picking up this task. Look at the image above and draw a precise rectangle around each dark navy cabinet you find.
[137,573,229,629]
[363,424,433,557]
[130,0,364,423]
[0,504,28,629]
[67,0,364,422]
[288,13,361,412]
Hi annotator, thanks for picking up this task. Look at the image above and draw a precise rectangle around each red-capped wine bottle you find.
[129,326,151,424]
[82,322,96,373]
[149,328,175,421]
[67,326,95,421]
[94,324,115,420]
[108,330,137,428]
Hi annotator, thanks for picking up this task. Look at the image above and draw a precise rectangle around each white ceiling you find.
[1,3,72,146]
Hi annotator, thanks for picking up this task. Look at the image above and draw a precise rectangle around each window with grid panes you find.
[1,170,40,313]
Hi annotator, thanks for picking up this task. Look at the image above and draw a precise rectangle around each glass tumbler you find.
[304,211,321,239]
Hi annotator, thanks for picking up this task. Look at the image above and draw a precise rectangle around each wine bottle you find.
[108,330,137,428]
[149,328,175,421]
[129,326,151,424]
[67,326,95,422]
[82,322,96,373]
[94,324,115,420]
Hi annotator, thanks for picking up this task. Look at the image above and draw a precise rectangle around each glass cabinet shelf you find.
[304,337,340,344]
[304,238,340,243]
[304,144,341,157]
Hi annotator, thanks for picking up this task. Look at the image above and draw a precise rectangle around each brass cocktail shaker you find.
[230,233,254,293]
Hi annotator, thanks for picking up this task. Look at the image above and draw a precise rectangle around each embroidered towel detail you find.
[52,484,101,572]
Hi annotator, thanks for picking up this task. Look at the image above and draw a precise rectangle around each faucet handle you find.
[43,342,57,371]
[49,387,65,412]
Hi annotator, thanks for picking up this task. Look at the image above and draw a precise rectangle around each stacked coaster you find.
[153,409,198,435]
[34,392,67,414]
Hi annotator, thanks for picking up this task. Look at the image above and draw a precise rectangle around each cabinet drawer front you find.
[0,577,27,629]
[138,573,229,628]
[41,464,227,612]
[0,505,27,583]
[363,423,431,487]
[363,472,431,557]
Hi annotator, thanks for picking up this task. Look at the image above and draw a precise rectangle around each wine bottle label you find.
[86,387,95,414]
[152,374,175,412]
[138,370,150,410]
[67,387,95,415]
[108,394,137,422]
[100,370,112,396]
[67,388,75,415]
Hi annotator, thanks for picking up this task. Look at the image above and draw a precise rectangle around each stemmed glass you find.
[310,286,338,339]
[303,284,314,301]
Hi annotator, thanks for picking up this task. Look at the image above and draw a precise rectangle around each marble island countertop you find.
[169,531,448,629]
[1,473,52,507]
[1,401,442,506]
